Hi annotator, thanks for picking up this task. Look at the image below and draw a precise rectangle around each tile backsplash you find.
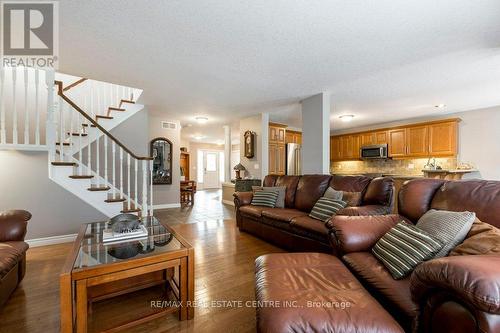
[331,157,457,175]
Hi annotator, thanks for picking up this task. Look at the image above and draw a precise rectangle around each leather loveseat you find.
[327,178,500,332]
[0,210,31,307]
[234,174,394,252]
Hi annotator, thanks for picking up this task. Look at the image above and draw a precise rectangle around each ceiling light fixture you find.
[193,135,206,140]
[435,104,446,108]
[195,116,209,124]
[339,114,355,122]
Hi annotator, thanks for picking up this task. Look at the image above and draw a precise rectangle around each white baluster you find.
[104,135,108,187]
[12,67,18,144]
[45,70,56,162]
[112,141,116,197]
[127,154,131,210]
[0,67,5,144]
[59,97,64,161]
[142,160,147,217]
[78,113,82,174]
[96,131,100,186]
[87,117,92,172]
[68,102,74,151]
[34,69,40,145]
[24,67,29,144]
[120,147,124,200]
[149,160,154,217]
[134,158,138,208]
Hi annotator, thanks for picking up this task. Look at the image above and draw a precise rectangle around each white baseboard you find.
[222,199,235,206]
[154,203,181,210]
[26,233,78,247]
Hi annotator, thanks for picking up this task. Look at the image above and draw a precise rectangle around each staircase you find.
[0,67,153,217]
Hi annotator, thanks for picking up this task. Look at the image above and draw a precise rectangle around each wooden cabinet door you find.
[340,135,360,159]
[352,135,360,158]
[330,136,341,161]
[375,131,388,144]
[429,121,457,156]
[388,129,407,157]
[295,132,302,144]
[277,144,286,175]
[277,128,286,143]
[285,131,294,144]
[360,132,375,146]
[268,143,277,174]
[269,127,277,143]
[406,125,429,157]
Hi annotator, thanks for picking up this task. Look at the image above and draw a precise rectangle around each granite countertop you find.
[421,169,477,173]
[333,172,423,178]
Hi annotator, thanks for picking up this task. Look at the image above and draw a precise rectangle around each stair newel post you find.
[134,158,138,209]
[142,159,147,217]
[59,92,65,162]
[104,135,108,188]
[45,70,55,162]
[34,69,40,146]
[12,67,17,144]
[96,130,100,186]
[149,159,154,217]
[120,146,124,201]
[78,113,82,175]
[0,66,5,144]
[112,141,116,198]
[127,153,131,210]
[23,67,29,144]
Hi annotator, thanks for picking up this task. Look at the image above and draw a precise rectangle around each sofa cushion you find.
[309,198,347,222]
[449,219,500,256]
[416,209,475,258]
[290,216,329,242]
[363,177,394,206]
[239,205,267,218]
[330,175,372,193]
[372,221,443,279]
[0,242,28,276]
[255,253,404,333]
[294,175,332,212]
[262,174,278,187]
[275,176,300,208]
[398,178,446,223]
[342,252,419,323]
[262,208,307,222]
[343,191,363,207]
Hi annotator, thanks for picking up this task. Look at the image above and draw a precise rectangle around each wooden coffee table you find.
[60,217,194,332]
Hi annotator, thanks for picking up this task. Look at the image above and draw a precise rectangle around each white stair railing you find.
[52,81,153,217]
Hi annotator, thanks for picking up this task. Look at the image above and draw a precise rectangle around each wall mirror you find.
[150,137,173,185]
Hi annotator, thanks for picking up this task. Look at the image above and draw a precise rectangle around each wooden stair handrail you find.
[54,80,153,161]
[63,78,87,91]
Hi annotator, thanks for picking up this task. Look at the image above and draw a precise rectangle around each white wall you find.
[149,115,181,208]
[239,113,269,179]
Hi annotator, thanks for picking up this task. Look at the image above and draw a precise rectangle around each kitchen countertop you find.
[421,169,477,173]
[333,172,423,178]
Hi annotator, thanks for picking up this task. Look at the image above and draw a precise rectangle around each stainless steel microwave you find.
[360,144,388,159]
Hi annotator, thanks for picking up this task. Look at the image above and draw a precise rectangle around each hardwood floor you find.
[0,190,283,333]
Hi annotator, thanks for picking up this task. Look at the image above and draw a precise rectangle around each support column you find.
[301,92,330,174]
[223,125,231,182]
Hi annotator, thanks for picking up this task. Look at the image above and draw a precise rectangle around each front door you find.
[203,151,220,189]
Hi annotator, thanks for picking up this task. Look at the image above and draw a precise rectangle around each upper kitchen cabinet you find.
[330,136,342,161]
[429,121,458,156]
[286,130,302,144]
[341,134,360,159]
[269,123,286,144]
[374,131,388,144]
[388,129,406,157]
[406,125,429,157]
[360,132,375,146]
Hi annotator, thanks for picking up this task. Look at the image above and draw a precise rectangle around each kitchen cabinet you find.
[286,130,302,144]
[330,136,341,161]
[374,131,388,144]
[269,143,286,175]
[429,121,457,156]
[360,132,375,146]
[406,125,429,157]
[340,135,360,160]
[269,123,286,144]
[388,129,407,157]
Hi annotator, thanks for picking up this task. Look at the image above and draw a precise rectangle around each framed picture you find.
[244,130,255,158]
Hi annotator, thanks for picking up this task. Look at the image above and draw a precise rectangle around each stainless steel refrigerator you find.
[286,143,302,175]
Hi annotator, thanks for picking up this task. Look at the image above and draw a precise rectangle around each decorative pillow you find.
[449,219,500,256]
[251,190,279,208]
[309,197,347,222]
[323,187,343,201]
[342,191,362,207]
[416,209,475,258]
[252,186,286,208]
[372,221,444,279]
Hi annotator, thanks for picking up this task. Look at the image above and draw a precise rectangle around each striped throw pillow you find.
[309,197,347,222]
[372,221,444,279]
[251,190,279,208]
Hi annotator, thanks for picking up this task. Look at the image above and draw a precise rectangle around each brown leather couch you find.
[234,174,394,252]
[327,178,500,332]
[0,210,31,307]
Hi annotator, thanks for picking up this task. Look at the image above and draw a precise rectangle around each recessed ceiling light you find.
[435,104,446,108]
[339,114,355,122]
[193,135,206,140]
[195,116,209,124]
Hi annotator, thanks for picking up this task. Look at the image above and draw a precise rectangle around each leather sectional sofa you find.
[255,178,500,333]
[0,210,31,307]
[234,174,394,252]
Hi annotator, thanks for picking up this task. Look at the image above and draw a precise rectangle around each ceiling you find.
[58,0,500,141]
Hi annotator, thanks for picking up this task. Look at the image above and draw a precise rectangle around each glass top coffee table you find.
[60,217,194,333]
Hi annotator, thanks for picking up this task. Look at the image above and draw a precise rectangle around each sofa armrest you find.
[325,214,401,254]
[337,204,392,216]
[233,191,253,208]
[0,210,32,242]
[411,255,500,314]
